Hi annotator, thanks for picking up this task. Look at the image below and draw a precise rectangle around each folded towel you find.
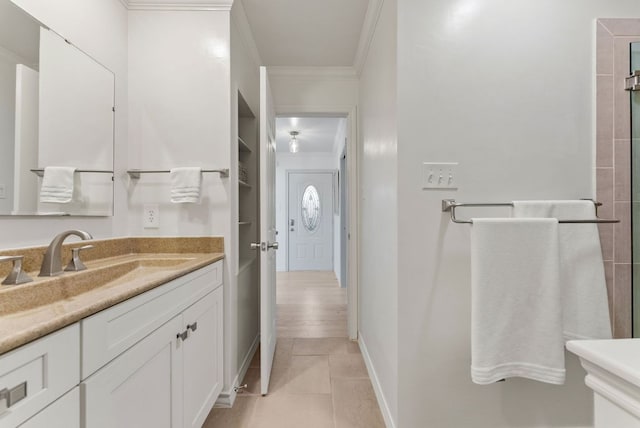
[39,166,76,203]
[170,167,202,203]
[512,201,612,341]
[470,218,565,385]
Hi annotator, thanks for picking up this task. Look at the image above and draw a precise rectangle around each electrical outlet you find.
[143,204,160,228]
[422,162,459,189]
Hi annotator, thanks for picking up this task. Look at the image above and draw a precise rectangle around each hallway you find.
[204,271,385,428]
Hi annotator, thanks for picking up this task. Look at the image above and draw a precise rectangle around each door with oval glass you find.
[287,171,334,271]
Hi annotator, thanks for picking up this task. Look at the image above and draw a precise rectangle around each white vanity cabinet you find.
[81,261,223,428]
[0,324,79,428]
[18,388,80,428]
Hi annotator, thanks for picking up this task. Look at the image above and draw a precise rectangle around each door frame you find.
[274,104,359,341]
[285,169,337,272]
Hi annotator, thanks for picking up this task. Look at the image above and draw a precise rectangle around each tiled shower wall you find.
[596,19,640,338]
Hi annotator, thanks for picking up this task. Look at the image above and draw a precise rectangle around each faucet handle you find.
[0,256,33,286]
[64,245,94,272]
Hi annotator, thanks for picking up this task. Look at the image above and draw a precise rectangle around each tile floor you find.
[203,271,385,428]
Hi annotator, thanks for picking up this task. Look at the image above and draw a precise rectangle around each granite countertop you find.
[0,237,224,355]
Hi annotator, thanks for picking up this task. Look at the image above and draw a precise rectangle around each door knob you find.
[250,242,264,251]
[267,242,279,250]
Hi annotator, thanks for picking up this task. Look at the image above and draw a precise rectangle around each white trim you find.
[353,0,384,75]
[215,333,259,408]
[273,104,358,341]
[123,0,233,11]
[359,334,396,428]
[231,0,263,67]
[268,66,358,80]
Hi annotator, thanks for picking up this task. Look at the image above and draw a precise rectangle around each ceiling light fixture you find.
[289,131,299,153]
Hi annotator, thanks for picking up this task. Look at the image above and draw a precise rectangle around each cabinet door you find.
[182,287,223,428]
[82,316,183,428]
[19,387,79,428]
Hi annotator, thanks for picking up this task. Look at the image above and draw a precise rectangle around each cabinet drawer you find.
[0,324,79,428]
[81,260,222,379]
[19,387,79,428]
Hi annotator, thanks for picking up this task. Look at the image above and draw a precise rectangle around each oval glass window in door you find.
[301,185,321,232]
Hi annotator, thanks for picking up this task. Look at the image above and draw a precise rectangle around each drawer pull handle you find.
[176,330,188,341]
[0,381,27,410]
[187,322,198,333]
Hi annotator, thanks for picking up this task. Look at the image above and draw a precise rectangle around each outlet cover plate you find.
[143,204,159,228]
[422,162,459,189]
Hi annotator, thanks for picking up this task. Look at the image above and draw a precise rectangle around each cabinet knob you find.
[187,322,198,332]
[176,330,188,341]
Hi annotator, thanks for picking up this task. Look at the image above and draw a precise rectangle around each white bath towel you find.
[39,166,76,203]
[470,218,565,385]
[512,201,612,341]
[170,167,202,203]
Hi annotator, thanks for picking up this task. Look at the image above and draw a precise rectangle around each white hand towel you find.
[512,201,612,341]
[39,166,76,203]
[170,167,202,204]
[470,218,565,385]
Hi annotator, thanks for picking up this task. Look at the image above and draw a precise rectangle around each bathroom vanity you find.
[0,237,224,428]
[568,339,640,427]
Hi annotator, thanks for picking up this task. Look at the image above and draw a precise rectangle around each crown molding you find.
[267,66,358,80]
[231,0,262,67]
[122,0,234,11]
[353,0,384,76]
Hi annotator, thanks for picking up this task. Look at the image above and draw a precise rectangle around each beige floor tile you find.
[346,340,361,354]
[329,354,368,379]
[292,338,350,355]
[241,367,261,395]
[273,338,294,367]
[249,394,334,428]
[285,355,331,394]
[203,396,257,428]
[332,379,385,428]
[249,347,260,368]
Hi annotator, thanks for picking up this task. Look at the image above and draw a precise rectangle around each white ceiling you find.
[241,0,370,67]
[276,117,345,153]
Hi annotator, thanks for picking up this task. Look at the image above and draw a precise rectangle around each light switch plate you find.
[422,162,459,189]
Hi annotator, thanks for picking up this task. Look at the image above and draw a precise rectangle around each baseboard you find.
[215,334,260,408]
[358,334,396,428]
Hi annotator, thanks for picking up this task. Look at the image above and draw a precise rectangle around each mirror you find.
[0,0,115,216]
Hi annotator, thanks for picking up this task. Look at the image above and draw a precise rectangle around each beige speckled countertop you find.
[0,237,224,355]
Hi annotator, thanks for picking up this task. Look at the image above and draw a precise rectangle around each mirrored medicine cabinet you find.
[0,0,115,217]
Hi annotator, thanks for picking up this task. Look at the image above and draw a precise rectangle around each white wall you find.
[0,54,16,213]
[127,7,239,397]
[357,0,398,425]
[269,69,358,113]
[13,64,39,214]
[275,152,337,272]
[396,1,640,427]
[4,0,127,248]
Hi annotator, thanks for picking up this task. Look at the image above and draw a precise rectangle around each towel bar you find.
[127,169,229,179]
[442,199,620,224]
[30,169,113,177]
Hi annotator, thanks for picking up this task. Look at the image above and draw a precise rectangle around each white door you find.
[288,171,334,271]
[257,67,278,395]
[182,288,223,428]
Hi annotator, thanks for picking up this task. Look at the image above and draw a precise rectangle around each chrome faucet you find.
[39,230,93,277]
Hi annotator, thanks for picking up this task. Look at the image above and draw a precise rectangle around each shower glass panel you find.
[632,42,640,337]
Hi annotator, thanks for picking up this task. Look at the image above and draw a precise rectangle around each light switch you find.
[422,162,458,189]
